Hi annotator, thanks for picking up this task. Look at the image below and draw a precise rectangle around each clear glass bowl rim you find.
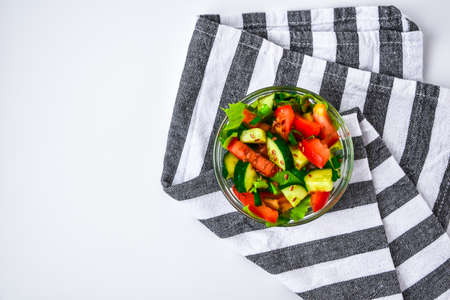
[212,86,354,227]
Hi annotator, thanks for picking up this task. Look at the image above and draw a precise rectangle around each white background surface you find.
[1,0,449,299]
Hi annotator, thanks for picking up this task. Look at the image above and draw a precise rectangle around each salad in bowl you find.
[213,86,353,227]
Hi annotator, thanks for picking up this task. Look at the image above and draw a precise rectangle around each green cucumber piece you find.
[281,185,308,207]
[223,152,239,179]
[249,100,259,109]
[330,140,343,158]
[257,93,275,116]
[234,161,258,193]
[266,136,294,170]
[289,145,309,170]
[240,128,266,144]
[304,169,333,192]
[290,168,307,187]
[271,170,302,187]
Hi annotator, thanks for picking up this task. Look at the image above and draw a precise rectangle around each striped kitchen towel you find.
[161,6,450,299]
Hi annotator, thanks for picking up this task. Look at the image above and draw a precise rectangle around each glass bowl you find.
[212,86,354,226]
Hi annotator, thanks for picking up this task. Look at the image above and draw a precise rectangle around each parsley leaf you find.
[222,102,246,130]
[219,103,247,148]
[290,196,311,221]
[250,177,269,193]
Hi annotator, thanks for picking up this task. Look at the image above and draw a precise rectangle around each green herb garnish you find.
[290,196,311,221]
[288,132,297,146]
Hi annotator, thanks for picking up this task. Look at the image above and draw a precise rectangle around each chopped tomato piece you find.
[233,186,279,223]
[227,138,278,177]
[300,138,330,168]
[227,138,247,160]
[232,185,254,205]
[253,205,279,223]
[311,191,330,212]
[313,103,339,146]
[273,105,295,140]
[242,109,256,124]
[293,114,321,138]
[243,109,271,129]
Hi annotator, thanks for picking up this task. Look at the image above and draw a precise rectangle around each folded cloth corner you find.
[162,5,450,299]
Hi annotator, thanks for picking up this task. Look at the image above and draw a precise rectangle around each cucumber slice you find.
[223,152,239,179]
[249,100,259,109]
[234,161,258,193]
[257,93,275,116]
[289,145,309,170]
[329,140,343,157]
[240,128,266,144]
[305,169,333,192]
[266,136,294,170]
[281,185,308,207]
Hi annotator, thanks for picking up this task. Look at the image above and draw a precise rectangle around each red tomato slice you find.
[233,186,279,223]
[227,138,248,160]
[300,138,330,168]
[313,103,339,146]
[311,191,330,212]
[273,105,295,140]
[242,109,256,124]
[293,114,321,138]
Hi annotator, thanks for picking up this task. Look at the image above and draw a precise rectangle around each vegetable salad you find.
[220,91,344,226]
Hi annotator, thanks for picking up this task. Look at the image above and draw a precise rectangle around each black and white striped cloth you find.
[161,6,450,299]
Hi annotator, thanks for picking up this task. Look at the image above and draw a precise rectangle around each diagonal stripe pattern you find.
[162,6,450,299]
